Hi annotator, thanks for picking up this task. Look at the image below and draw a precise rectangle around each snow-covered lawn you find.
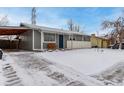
[0,51,103,86]
[41,49,124,75]
[0,60,4,85]
[1,49,124,86]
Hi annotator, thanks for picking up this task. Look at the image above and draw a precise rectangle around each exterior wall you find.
[31,30,91,50]
[102,40,108,48]
[97,39,102,48]
[43,33,90,49]
[67,41,91,49]
[34,30,41,49]
[90,35,109,48]
[43,43,48,49]
[20,30,33,50]
[90,36,102,47]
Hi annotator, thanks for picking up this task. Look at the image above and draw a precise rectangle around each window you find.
[83,35,90,41]
[75,35,82,41]
[44,33,55,42]
[71,35,82,41]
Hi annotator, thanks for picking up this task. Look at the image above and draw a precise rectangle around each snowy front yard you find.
[0,51,103,86]
[1,49,124,86]
[41,49,124,75]
[40,49,124,85]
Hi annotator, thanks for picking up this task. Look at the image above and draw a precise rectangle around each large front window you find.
[44,33,55,42]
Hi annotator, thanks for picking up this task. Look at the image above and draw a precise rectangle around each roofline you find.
[20,23,72,32]
[94,36,109,40]
[20,23,84,35]
[0,26,31,30]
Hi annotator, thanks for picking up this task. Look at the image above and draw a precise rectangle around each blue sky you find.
[0,7,124,35]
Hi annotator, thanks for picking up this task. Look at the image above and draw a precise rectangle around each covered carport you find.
[0,26,30,50]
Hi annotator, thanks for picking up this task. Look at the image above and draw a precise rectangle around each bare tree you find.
[76,25,80,32]
[0,15,20,49]
[67,19,80,32]
[0,15,9,26]
[73,24,79,32]
[101,17,124,49]
[67,19,74,31]
[32,7,36,25]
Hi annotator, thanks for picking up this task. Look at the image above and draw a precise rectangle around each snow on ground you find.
[0,60,4,85]
[0,54,23,86]
[1,49,124,86]
[40,49,124,75]
[0,51,103,86]
[93,62,124,85]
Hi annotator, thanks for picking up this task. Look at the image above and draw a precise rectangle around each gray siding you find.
[34,30,41,49]
[43,43,47,49]
[56,34,59,49]
[20,30,33,50]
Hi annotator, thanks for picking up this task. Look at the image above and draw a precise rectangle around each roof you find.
[95,36,109,40]
[20,23,84,35]
[0,26,30,35]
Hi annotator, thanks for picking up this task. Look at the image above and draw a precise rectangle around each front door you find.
[59,35,64,48]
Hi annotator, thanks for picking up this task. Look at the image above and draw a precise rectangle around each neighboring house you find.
[90,34,110,48]
[20,23,91,51]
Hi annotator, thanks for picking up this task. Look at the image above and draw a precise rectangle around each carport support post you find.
[41,31,44,50]
[32,29,34,50]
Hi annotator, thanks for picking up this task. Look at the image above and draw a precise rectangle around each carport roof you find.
[0,26,30,35]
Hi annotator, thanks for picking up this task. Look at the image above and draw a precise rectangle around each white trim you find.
[32,29,34,50]
[44,41,56,43]
[33,49,44,51]
[41,31,44,50]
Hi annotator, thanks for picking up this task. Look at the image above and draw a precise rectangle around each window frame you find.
[43,32,56,43]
